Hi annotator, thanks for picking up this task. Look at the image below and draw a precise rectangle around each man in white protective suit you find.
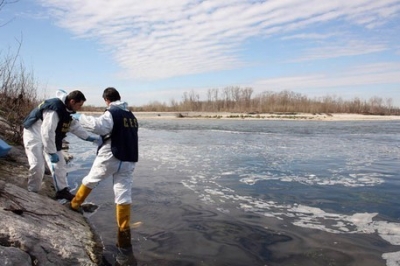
[69,87,138,265]
[23,89,99,201]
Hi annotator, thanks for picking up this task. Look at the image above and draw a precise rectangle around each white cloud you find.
[252,62,400,94]
[38,0,400,80]
[282,33,336,40]
[293,40,388,62]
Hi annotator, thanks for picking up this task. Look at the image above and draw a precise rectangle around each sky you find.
[1,0,400,107]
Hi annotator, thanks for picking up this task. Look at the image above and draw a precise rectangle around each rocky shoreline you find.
[0,144,104,265]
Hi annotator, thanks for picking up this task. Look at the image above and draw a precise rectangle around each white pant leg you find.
[113,161,135,204]
[25,143,45,192]
[81,154,117,188]
[45,151,68,191]
[81,144,135,204]
[23,128,45,192]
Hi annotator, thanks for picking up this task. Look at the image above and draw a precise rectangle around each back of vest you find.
[108,106,139,162]
[23,98,71,151]
[23,98,65,128]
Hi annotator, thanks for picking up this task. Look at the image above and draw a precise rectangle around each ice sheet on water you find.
[141,126,400,265]
[239,172,385,187]
[67,122,400,266]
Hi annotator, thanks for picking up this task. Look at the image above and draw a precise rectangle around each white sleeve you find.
[69,119,90,140]
[78,111,114,136]
[41,110,58,154]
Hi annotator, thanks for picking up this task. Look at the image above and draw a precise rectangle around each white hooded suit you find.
[23,90,90,192]
[78,100,136,204]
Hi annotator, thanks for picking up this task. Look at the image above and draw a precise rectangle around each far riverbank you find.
[83,111,400,121]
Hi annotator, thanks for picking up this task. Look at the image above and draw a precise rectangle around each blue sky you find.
[1,0,400,107]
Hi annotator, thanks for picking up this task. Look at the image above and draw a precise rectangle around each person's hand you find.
[49,153,59,163]
[85,136,97,142]
[85,136,102,146]
[71,113,81,120]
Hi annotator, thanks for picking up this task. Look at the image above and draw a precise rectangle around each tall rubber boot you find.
[116,204,131,247]
[116,204,137,266]
[70,184,92,211]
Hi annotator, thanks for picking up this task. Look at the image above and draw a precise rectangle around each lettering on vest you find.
[123,117,138,128]
[62,121,71,133]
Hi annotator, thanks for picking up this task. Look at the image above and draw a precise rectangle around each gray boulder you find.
[0,246,32,266]
[0,180,102,265]
[0,145,103,266]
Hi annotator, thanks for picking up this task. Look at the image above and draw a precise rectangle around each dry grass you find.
[0,50,39,145]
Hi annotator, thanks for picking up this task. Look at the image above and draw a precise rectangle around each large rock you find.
[0,180,102,265]
[0,246,32,266]
[0,144,103,265]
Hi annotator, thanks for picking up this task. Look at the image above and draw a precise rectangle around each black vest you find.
[23,98,72,151]
[106,106,138,162]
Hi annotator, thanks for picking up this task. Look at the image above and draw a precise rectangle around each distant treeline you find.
[83,87,400,115]
[2,49,399,147]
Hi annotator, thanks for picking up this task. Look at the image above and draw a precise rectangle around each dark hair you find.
[103,87,121,102]
[66,90,86,103]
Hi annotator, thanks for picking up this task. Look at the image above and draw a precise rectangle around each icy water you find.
[66,119,400,266]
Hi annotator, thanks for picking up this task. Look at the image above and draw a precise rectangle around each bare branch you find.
[0,0,19,27]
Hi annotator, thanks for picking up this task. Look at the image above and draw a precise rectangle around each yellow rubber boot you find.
[116,204,131,248]
[116,204,136,265]
[70,184,92,210]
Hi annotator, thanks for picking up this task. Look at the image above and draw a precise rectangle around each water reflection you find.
[101,244,138,266]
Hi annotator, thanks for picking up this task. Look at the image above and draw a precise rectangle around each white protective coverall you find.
[23,90,90,192]
[78,100,136,204]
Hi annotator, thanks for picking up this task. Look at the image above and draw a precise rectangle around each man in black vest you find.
[70,87,138,265]
[23,90,98,201]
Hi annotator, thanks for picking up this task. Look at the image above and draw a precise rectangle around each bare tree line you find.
[130,87,400,115]
[1,39,398,146]
[1,49,398,145]
[0,46,38,144]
